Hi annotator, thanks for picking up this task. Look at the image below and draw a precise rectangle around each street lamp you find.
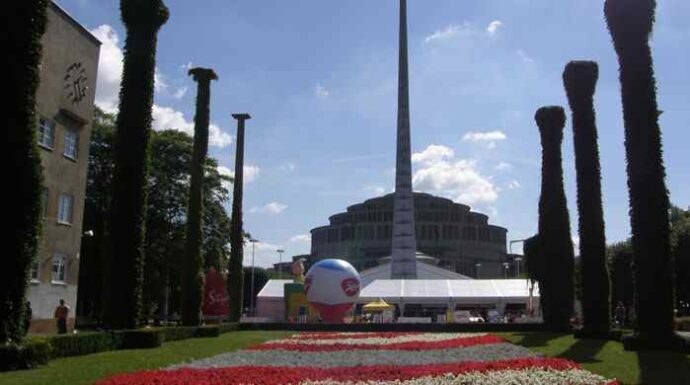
[276,249,285,278]
[249,239,259,315]
[502,262,510,279]
[475,263,482,279]
[514,256,523,277]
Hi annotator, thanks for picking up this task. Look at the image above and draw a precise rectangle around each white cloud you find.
[289,234,311,243]
[425,23,472,43]
[495,162,513,171]
[181,62,193,72]
[217,166,234,191]
[412,145,499,205]
[315,83,330,98]
[255,241,285,252]
[250,202,287,214]
[365,185,387,196]
[411,144,454,164]
[462,131,507,142]
[172,86,188,99]
[220,164,260,184]
[517,49,534,63]
[486,20,503,36]
[507,180,521,189]
[90,25,123,113]
[279,162,296,172]
[154,69,167,93]
[151,105,233,148]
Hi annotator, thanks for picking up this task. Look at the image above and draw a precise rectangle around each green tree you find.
[106,0,169,329]
[243,266,269,315]
[181,68,218,326]
[670,206,690,313]
[535,106,575,331]
[563,61,610,336]
[3,0,48,344]
[607,240,634,310]
[605,0,678,347]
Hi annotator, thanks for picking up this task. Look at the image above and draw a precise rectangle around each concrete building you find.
[28,1,100,333]
[311,193,507,277]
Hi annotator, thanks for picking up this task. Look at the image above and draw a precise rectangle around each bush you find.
[158,326,198,343]
[49,332,116,357]
[114,329,162,349]
[218,323,239,334]
[195,325,220,338]
[0,339,52,371]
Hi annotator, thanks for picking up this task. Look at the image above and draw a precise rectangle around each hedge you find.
[0,339,51,372]
[114,329,163,349]
[49,332,116,357]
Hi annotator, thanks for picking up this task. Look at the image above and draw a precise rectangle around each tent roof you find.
[257,279,539,304]
[359,279,539,303]
[362,298,394,311]
[360,262,471,286]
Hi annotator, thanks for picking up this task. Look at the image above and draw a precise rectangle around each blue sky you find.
[59,0,688,267]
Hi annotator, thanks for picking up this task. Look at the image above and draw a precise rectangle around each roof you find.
[360,261,472,286]
[257,278,539,305]
[360,279,539,304]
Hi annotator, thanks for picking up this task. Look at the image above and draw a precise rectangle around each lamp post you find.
[502,262,510,279]
[249,238,259,315]
[276,249,284,278]
[514,256,523,277]
[475,263,482,279]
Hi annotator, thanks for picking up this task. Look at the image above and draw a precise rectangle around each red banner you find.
[202,268,229,317]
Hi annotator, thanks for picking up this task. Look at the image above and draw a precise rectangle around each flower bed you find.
[97,332,618,385]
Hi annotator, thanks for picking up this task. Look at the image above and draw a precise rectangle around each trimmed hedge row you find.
[1,323,237,371]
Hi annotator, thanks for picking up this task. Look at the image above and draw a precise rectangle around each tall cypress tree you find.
[563,61,611,336]
[181,68,217,326]
[605,0,681,348]
[227,114,251,322]
[535,106,575,331]
[3,0,48,344]
[106,0,169,329]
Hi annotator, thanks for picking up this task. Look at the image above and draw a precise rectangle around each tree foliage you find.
[535,106,575,331]
[563,61,610,335]
[605,0,676,341]
[181,68,217,326]
[106,0,169,329]
[78,108,232,324]
[3,0,48,344]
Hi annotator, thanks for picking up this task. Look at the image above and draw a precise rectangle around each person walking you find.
[54,299,70,334]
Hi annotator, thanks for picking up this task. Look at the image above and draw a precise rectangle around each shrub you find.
[114,329,163,349]
[196,325,220,338]
[218,323,239,334]
[0,339,52,371]
[49,332,116,357]
[158,326,198,343]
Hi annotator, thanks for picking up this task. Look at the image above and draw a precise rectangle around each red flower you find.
[248,334,504,352]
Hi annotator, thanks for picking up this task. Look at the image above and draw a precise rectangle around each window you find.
[63,129,79,159]
[58,194,73,224]
[37,118,56,149]
[41,188,49,218]
[30,259,40,282]
[52,254,67,283]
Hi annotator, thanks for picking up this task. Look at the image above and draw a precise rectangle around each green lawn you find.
[2,331,687,385]
[0,331,290,385]
[499,332,690,385]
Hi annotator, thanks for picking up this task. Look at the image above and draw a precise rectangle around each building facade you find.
[27,2,100,333]
[310,193,508,278]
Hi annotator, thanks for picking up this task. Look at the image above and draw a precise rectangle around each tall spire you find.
[391,0,417,279]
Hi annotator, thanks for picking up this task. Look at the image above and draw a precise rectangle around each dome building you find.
[310,192,508,278]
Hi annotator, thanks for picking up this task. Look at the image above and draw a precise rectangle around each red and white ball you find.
[305,259,361,322]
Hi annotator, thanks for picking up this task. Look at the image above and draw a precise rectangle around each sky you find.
[58,0,689,268]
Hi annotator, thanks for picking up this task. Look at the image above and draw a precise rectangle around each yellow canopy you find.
[362,298,394,312]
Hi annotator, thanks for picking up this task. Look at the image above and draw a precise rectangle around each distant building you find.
[310,192,508,278]
[27,1,100,333]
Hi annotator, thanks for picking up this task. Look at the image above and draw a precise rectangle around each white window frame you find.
[57,194,74,225]
[30,259,40,283]
[51,254,67,284]
[41,188,49,218]
[63,129,79,160]
[37,118,56,149]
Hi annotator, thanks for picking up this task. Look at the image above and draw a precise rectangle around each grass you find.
[499,332,690,385]
[0,330,290,385]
